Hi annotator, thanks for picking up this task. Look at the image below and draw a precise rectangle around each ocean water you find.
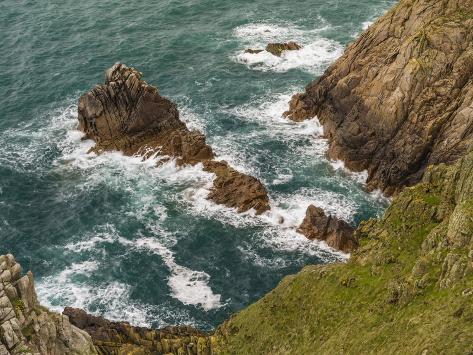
[0,0,395,330]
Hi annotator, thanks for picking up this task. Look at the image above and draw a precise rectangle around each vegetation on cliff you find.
[213,147,473,354]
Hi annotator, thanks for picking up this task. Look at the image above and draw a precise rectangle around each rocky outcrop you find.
[63,308,213,355]
[297,205,357,253]
[284,0,473,195]
[0,255,97,355]
[203,161,270,214]
[244,42,302,57]
[78,63,269,214]
[212,145,473,355]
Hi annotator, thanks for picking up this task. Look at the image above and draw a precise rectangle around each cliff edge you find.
[285,0,473,195]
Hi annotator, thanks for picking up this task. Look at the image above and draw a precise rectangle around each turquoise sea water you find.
[0,0,394,330]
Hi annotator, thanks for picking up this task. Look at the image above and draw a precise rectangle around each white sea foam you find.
[232,23,343,73]
[362,21,374,30]
[132,237,224,311]
[330,159,369,185]
[63,223,224,311]
[36,260,158,327]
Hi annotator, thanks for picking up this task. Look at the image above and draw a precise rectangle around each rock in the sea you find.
[244,48,264,54]
[78,63,270,214]
[265,42,301,57]
[63,307,213,355]
[284,0,473,195]
[203,160,270,214]
[297,205,357,252]
[78,63,214,164]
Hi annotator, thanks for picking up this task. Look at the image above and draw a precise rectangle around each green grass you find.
[213,153,473,354]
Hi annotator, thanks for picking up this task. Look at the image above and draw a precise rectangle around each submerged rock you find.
[63,307,213,354]
[297,205,357,253]
[244,48,264,54]
[284,0,473,195]
[265,42,301,56]
[78,63,269,214]
[244,42,302,57]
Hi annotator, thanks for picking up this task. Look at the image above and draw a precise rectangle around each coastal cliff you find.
[5,0,473,353]
[285,0,473,196]
[212,146,473,354]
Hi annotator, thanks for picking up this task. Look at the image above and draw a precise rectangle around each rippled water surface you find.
[0,0,394,329]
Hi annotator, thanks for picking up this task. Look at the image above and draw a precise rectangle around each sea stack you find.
[78,63,270,214]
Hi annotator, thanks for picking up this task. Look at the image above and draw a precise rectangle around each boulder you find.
[203,160,270,214]
[297,205,357,252]
[265,42,302,57]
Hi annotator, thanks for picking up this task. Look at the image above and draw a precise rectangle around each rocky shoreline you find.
[3,0,473,353]
[284,0,473,196]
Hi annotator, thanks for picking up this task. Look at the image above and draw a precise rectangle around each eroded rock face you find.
[63,307,213,355]
[0,255,97,355]
[285,0,473,195]
[297,205,357,253]
[78,63,269,214]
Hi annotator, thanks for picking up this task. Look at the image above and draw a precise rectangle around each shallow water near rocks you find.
[0,0,394,329]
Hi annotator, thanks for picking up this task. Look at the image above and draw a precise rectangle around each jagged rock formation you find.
[265,42,301,57]
[244,42,302,57]
[63,308,214,355]
[78,63,269,214]
[212,145,473,354]
[202,161,270,214]
[285,0,473,195]
[297,205,357,253]
[0,255,97,355]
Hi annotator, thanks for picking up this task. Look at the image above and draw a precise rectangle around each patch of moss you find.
[21,323,35,341]
[12,298,25,317]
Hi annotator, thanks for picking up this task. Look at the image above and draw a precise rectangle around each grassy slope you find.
[212,151,473,354]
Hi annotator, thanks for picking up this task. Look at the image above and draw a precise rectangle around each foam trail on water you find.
[131,237,224,311]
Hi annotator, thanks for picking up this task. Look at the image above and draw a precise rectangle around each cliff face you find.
[0,255,96,355]
[0,256,215,355]
[212,145,473,354]
[285,0,473,195]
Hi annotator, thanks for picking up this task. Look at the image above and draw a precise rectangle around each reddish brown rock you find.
[63,307,212,355]
[203,160,270,214]
[265,42,302,57]
[297,205,358,253]
[78,63,269,214]
[284,0,473,196]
